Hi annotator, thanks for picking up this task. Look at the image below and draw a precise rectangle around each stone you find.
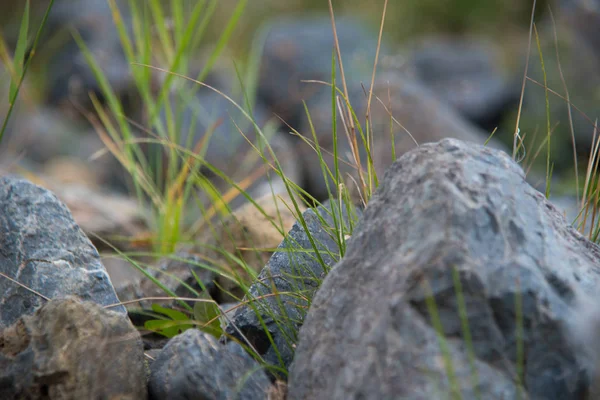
[40,0,135,115]
[257,15,384,130]
[297,71,511,202]
[223,200,362,378]
[0,176,125,329]
[148,328,271,400]
[0,296,147,399]
[400,35,521,132]
[288,138,600,399]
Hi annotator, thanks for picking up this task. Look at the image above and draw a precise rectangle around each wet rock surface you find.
[0,296,147,400]
[148,328,271,400]
[0,176,125,329]
[288,138,600,399]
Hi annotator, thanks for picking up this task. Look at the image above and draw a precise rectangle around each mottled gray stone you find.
[149,328,271,400]
[223,200,362,378]
[288,138,600,399]
[0,176,125,329]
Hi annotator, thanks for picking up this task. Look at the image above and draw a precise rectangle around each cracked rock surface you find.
[0,176,125,329]
[288,138,600,400]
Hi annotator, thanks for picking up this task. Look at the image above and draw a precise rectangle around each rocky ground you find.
[1,0,600,399]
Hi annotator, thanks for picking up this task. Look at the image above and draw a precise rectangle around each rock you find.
[0,176,125,329]
[38,181,149,251]
[298,71,511,202]
[223,200,362,378]
[0,296,147,399]
[40,0,135,115]
[211,191,307,302]
[288,138,600,399]
[257,15,384,130]
[400,35,521,132]
[148,328,271,400]
[118,191,304,309]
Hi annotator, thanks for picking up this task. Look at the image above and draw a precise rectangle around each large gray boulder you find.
[0,176,125,328]
[149,328,272,400]
[223,200,362,378]
[288,138,600,399]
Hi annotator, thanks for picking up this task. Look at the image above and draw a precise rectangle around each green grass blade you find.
[0,0,55,144]
[9,0,29,100]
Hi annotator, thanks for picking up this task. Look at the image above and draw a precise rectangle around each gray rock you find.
[223,200,362,378]
[0,296,147,399]
[40,0,135,114]
[0,176,125,329]
[297,70,511,202]
[402,35,521,132]
[257,15,384,130]
[149,328,271,400]
[288,138,600,399]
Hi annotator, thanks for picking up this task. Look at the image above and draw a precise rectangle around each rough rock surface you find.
[148,328,271,400]
[223,200,362,377]
[288,138,600,399]
[0,176,125,328]
[0,296,147,399]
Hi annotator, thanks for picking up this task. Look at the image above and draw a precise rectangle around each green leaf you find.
[144,319,191,338]
[151,303,190,321]
[9,0,30,100]
[193,296,222,337]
